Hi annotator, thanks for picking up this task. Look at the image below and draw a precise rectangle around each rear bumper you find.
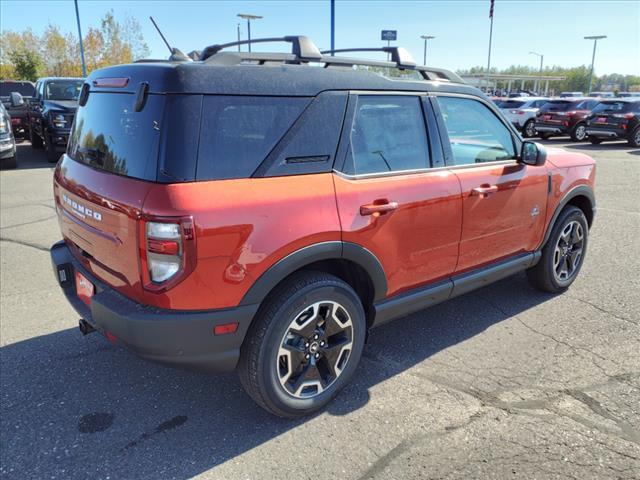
[535,124,568,135]
[585,127,625,139]
[50,240,258,372]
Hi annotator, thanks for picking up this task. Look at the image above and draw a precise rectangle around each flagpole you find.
[486,0,495,93]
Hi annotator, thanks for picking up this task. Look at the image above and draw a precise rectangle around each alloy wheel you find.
[525,121,536,138]
[575,125,587,141]
[276,301,353,399]
[553,220,584,283]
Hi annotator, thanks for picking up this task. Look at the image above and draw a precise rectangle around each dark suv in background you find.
[586,99,640,147]
[29,77,84,162]
[535,98,600,141]
[0,80,35,139]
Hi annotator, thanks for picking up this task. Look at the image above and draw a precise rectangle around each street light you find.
[529,51,543,94]
[237,13,263,52]
[420,35,435,65]
[584,35,606,94]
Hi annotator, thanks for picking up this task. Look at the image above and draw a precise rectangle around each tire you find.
[29,127,43,149]
[629,126,640,148]
[522,119,536,138]
[45,135,59,163]
[589,137,602,145]
[238,271,367,418]
[527,206,588,293]
[538,132,551,140]
[570,123,587,142]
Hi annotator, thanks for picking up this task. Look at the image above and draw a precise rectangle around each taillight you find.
[139,216,196,291]
[510,109,525,115]
[613,113,634,119]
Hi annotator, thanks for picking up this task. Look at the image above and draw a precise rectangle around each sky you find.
[1,0,639,75]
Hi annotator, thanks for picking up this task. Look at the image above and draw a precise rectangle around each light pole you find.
[237,13,263,52]
[420,35,435,65]
[529,51,543,94]
[237,23,241,51]
[584,35,606,94]
[74,0,87,77]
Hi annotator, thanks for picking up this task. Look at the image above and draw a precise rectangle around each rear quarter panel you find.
[142,173,341,310]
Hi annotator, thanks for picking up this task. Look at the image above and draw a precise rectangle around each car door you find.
[333,93,462,298]
[433,94,548,273]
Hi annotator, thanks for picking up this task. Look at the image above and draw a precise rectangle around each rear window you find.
[0,82,35,97]
[591,101,638,113]
[498,100,525,109]
[539,101,573,112]
[196,96,308,180]
[68,92,164,181]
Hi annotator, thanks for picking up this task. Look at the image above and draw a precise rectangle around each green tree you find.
[8,50,41,81]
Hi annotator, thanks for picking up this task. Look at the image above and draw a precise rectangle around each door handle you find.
[471,185,499,197]
[360,200,398,216]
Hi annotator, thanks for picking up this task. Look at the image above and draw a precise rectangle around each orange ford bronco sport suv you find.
[51,37,596,417]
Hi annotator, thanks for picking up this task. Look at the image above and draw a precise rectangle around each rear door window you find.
[343,95,430,175]
[196,96,308,180]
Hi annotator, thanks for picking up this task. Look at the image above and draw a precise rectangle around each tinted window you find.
[0,82,35,97]
[343,95,429,175]
[45,80,83,101]
[575,99,598,110]
[539,101,573,112]
[499,101,526,109]
[592,101,639,113]
[68,92,164,181]
[197,96,308,180]
[437,96,515,165]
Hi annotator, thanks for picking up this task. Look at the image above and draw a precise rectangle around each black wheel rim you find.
[276,301,353,399]
[553,220,584,283]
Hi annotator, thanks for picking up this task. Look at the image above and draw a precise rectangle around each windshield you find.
[0,82,35,97]
[45,80,84,101]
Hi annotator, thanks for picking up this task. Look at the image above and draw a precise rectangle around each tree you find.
[9,50,41,81]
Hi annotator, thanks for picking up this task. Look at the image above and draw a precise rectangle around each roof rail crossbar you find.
[321,47,417,69]
[201,35,322,62]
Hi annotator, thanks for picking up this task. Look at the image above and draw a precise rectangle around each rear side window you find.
[197,96,308,180]
[436,96,515,165]
[343,95,430,175]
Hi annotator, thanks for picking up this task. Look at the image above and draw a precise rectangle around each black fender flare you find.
[541,185,595,247]
[239,241,387,306]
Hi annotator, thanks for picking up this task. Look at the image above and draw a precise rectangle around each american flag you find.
[489,0,495,18]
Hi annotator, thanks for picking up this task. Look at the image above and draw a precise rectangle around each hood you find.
[545,147,595,168]
[45,100,78,112]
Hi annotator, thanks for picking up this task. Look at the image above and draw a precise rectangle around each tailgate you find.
[54,155,153,303]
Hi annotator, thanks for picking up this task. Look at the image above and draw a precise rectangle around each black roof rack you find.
[201,36,322,62]
[199,35,465,84]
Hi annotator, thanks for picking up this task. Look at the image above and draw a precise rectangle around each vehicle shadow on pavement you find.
[0,273,554,479]
[0,142,56,171]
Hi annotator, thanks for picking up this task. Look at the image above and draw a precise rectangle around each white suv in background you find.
[498,97,549,138]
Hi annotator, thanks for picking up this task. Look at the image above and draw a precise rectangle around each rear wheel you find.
[538,132,551,140]
[527,206,588,293]
[570,123,587,141]
[589,137,603,145]
[629,126,640,148]
[238,271,366,418]
[45,135,59,163]
[523,119,536,138]
[29,127,43,149]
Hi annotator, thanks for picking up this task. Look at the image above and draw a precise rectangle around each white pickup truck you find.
[498,97,550,138]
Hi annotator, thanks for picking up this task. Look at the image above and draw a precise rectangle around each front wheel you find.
[629,126,640,148]
[538,132,551,140]
[570,123,587,142]
[589,137,603,145]
[238,272,367,418]
[29,127,43,149]
[45,135,59,163]
[527,206,588,293]
[522,119,537,138]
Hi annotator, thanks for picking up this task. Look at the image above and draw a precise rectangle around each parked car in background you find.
[535,98,600,141]
[0,80,35,139]
[588,92,614,98]
[49,36,596,417]
[585,98,640,147]
[28,77,84,162]
[498,97,549,138]
[616,92,639,98]
[0,103,18,169]
[560,92,584,98]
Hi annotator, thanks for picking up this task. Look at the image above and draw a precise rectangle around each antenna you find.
[150,16,172,54]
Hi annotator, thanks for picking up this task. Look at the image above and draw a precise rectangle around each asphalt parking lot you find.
[1,139,639,479]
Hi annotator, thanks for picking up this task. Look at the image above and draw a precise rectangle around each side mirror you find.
[9,92,24,107]
[520,141,547,166]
